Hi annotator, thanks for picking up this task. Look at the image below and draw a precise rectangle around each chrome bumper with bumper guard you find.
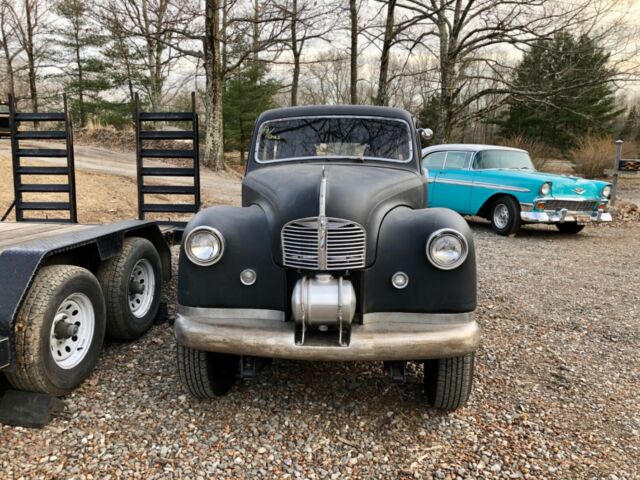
[174,306,480,361]
[521,209,612,224]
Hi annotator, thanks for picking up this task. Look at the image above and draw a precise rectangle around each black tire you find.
[177,343,239,398]
[424,353,475,411]
[97,237,162,340]
[5,265,106,396]
[556,223,585,234]
[490,196,521,236]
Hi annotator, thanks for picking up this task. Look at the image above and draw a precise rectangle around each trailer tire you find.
[177,343,239,398]
[97,237,162,340]
[424,353,475,411]
[6,265,106,396]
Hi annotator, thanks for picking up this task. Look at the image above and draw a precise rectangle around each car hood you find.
[242,163,426,266]
[480,169,609,198]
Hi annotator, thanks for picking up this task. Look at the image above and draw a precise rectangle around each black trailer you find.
[0,94,201,425]
[0,220,172,395]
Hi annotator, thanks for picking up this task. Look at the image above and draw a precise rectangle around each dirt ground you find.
[0,147,639,479]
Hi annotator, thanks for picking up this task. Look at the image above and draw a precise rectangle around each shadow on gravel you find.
[466,217,601,239]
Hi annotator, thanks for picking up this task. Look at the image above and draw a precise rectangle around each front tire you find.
[97,237,162,340]
[490,196,521,236]
[424,353,475,411]
[6,265,106,396]
[177,344,239,398]
[556,223,585,234]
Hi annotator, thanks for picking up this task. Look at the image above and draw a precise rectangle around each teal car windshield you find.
[255,116,412,163]
[474,150,535,171]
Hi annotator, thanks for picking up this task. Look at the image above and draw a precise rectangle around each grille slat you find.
[282,216,366,270]
[544,199,598,212]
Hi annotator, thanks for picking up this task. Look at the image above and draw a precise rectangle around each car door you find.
[430,151,474,213]
[422,151,447,205]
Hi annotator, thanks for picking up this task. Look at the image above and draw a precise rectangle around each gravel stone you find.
[1,216,639,478]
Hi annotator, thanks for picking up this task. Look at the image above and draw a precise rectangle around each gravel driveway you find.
[1,221,639,479]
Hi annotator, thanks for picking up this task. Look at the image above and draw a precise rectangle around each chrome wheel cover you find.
[128,258,156,318]
[50,293,95,369]
[493,204,510,230]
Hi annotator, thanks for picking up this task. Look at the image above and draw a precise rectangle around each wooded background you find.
[1,0,639,171]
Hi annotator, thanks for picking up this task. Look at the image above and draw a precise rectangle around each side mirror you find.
[417,128,434,142]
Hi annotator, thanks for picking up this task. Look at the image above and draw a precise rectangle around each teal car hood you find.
[480,169,609,198]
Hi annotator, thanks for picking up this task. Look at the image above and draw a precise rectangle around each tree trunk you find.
[24,0,38,115]
[437,9,452,142]
[349,0,358,104]
[290,0,299,106]
[0,29,15,99]
[291,51,300,107]
[252,0,259,60]
[73,14,85,127]
[203,0,225,171]
[375,0,395,106]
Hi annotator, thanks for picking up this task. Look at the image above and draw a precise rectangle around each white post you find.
[611,140,623,208]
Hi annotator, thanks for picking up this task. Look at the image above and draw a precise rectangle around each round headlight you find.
[426,229,468,270]
[540,182,551,196]
[602,185,611,199]
[185,227,225,266]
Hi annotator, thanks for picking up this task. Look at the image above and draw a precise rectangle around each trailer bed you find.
[0,223,95,254]
[0,220,176,370]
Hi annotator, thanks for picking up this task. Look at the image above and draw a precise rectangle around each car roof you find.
[256,105,415,124]
[422,144,528,155]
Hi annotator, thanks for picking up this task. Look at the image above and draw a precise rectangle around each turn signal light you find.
[598,203,606,211]
[536,202,546,210]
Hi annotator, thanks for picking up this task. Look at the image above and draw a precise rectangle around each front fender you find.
[178,205,286,310]
[362,207,476,313]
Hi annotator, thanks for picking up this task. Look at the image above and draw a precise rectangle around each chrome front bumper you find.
[521,210,612,224]
[174,306,480,361]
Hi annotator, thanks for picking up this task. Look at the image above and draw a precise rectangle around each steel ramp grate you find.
[8,94,77,223]
[135,92,201,221]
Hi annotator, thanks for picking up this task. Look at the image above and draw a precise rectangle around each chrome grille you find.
[282,217,366,270]
[543,200,598,212]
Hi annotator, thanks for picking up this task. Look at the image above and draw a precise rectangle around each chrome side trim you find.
[175,307,479,361]
[363,311,474,325]
[433,177,530,193]
[178,306,285,322]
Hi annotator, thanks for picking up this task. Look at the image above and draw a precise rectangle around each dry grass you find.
[568,137,631,179]
[500,135,558,170]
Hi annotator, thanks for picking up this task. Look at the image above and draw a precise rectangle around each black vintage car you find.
[175,105,479,410]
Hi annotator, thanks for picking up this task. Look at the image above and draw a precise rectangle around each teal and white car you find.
[422,144,612,235]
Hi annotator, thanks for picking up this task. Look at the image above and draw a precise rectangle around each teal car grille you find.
[543,200,598,212]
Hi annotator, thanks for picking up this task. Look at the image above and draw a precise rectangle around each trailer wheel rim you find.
[128,258,156,318]
[493,203,510,229]
[50,293,95,370]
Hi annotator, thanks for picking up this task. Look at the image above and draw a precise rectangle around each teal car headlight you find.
[540,182,551,196]
[185,227,225,266]
[601,185,611,199]
[426,229,468,270]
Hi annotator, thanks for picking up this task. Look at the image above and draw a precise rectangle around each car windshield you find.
[256,116,412,163]
[474,150,535,170]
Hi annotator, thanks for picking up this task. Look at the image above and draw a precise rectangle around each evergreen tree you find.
[54,0,110,127]
[223,62,280,163]
[497,32,621,151]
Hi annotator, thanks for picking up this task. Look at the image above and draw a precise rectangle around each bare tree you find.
[274,0,338,106]
[395,0,632,141]
[0,0,22,100]
[8,0,48,113]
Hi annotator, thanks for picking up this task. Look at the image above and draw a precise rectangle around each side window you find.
[422,151,446,170]
[444,151,471,170]
[473,151,484,169]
